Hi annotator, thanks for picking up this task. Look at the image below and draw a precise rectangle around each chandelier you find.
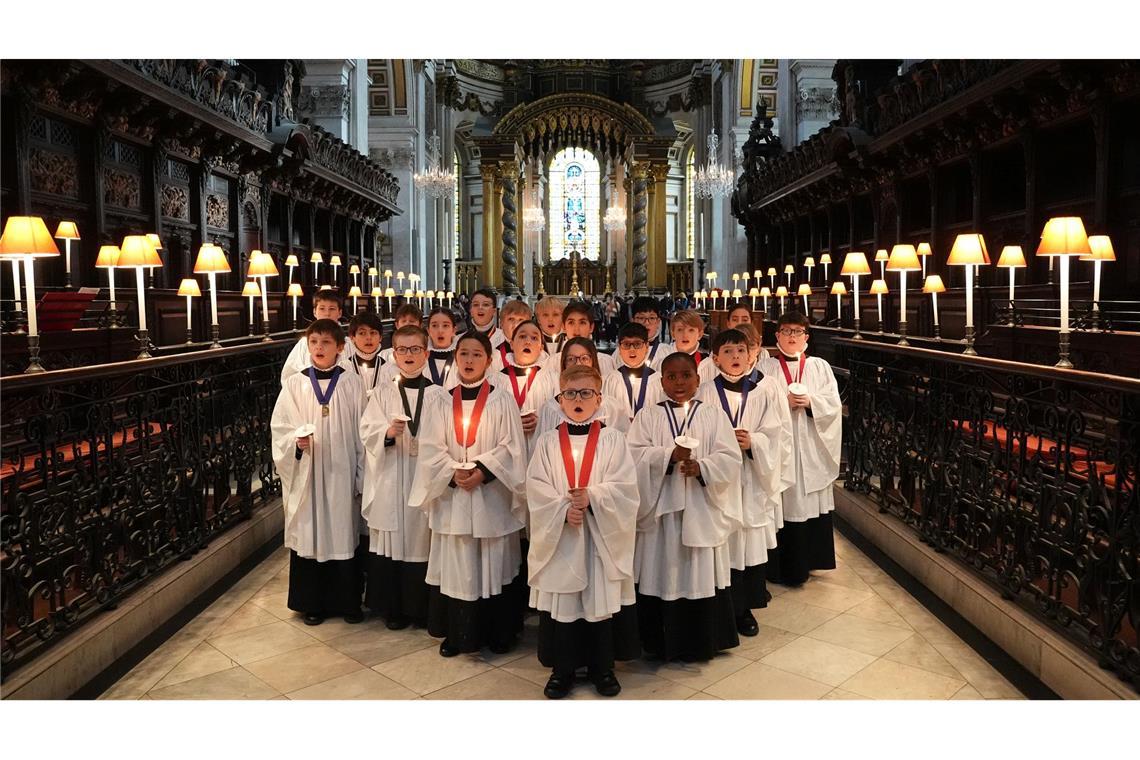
[694,129,735,199]
[522,188,545,232]
[413,130,456,198]
[603,204,627,231]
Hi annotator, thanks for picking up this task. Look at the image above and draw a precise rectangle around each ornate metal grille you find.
[0,341,292,675]
[839,339,1139,692]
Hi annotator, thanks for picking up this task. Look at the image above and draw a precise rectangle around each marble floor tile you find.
[323,626,437,667]
[564,669,696,700]
[838,658,965,700]
[951,684,985,699]
[148,667,279,700]
[760,635,878,687]
[704,661,833,700]
[649,653,754,691]
[423,669,545,700]
[248,590,294,621]
[812,566,873,591]
[152,641,239,690]
[732,624,803,661]
[844,596,913,630]
[284,614,386,642]
[929,642,1024,699]
[822,688,869,700]
[99,630,204,699]
[244,643,364,694]
[501,654,557,687]
[210,602,282,639]
[882,635,963,680]
[806,613,915,657]
[208,620,317,665]
[286,668,417,700]
[888,601,961,645]
[688,691,722,700]
[780,579,875,612]
[753,597,842,635]
[373,646,493,695]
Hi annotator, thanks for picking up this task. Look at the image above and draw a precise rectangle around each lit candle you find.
[10,259,22,315]
[462,416,470,463]
[23,257,38,336]
[134,265,147,332]
[209,272,219,329]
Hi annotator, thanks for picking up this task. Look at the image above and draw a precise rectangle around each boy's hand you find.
[456,467,485,491]
[566,505,585,526]
[387,418,407,439]
[788,392,811,410]
[670,444,692,463]
[735,429,751,450]
[296,435,312,451]
[520,412,538,435]
[568,487,590,511]
[678,459,700,477]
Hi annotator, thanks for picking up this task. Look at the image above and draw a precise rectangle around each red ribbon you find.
[558,420,601,489]
[452,381,490,449]
[507,363,539,408]
[778,353,806,386]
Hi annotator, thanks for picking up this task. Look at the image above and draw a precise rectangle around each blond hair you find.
[736,321,761,348]
[670,309,704,332]
[535,296,566,314]
[500,300,532,320]
[559,364,603,391]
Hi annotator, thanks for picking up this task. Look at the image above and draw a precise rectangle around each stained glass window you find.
[548,147,600,260]
[686,148,695,260]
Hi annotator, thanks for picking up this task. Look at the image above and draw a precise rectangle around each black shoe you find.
[439,639,460,657]
[302,613,325,626]
[386,614,410,630]
[590,670,621,697]
[343,609,364,624]
[544,673,573,700]
[736,610,759,637]
[488,637,515,655]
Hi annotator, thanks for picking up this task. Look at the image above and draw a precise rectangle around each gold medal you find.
[321,404,330,417]
[409,437,419,457]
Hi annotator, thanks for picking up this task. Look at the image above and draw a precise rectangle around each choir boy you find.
[650,309,705,372]
[535,296,567,354]
[468,288,507,350]
[627,352,742,661]
[493,320,554,451]
[493,300,535,371]
[270,319,365,625]
[409,331,527,655]
[280,290,354,383]
[379,304,424,363]
[630,297,667,367]
[425,306,460,388]
[535,338,629,436]
[527,365,640,698]
[553,302,615,376]
[726,303,753,329]
[345,312,385,401]
[602,322,664,425]
[696,328,792,636]
[360,325,440,629]
[759,313,842,586]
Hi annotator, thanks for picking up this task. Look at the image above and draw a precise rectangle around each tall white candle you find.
[853,275,861,324]
[921,255,927,280]
[965,265,974,328]
[134,266,147,331]
[64,239,72,278]
[185,295,192,331]
[260,277,270,333]
[208,271,219,327]
[248,293,256,328]
[932,291,940,327]
[1092,260,1102,312]
[11,258,23,312]
[1008,268,1015,304]
[1059,255,1070,333]
[22,257,37,336]
[292,293,299,323]
[108,267,116,310]
[876,291,883,324]
[899,271,907,325]
[835,292,841,318]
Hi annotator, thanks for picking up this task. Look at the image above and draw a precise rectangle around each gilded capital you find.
[479,162,498,182]
[649,163,671,182]
[498,160,521,179]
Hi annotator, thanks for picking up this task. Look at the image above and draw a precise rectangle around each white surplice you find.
[359,374,444,562]
[548,349,616,379]
[526,424,639,622]
[534,393,630,439]
[408,382,527,601]
[602,364,664,425]
[270,368,365,561]
[627,401,742,600]
[648,344,705,373]
[280,334,356,385]
[758,354,842,523]
[696,373,794,569]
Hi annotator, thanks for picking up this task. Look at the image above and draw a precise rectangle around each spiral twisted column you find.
[631,162,649,293]
[499,161,520,294]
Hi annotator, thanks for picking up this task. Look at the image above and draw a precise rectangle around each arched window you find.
[686,148,696,260]
[548,147,600,260]
[454,150,461,259]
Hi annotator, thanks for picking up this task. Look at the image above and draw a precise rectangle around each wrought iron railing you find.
[991,298,1140,333]
[0,339,292,675]
[838,338,1139,692]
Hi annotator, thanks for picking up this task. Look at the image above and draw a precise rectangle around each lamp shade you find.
[287,283,304,298]
[1081,235,1116,262]
[311,251,324,263]
[886,244,921,272]
[247,251,279,278]
[284,254,299,267]
[349,264,361,274]
[385,287,396,297]
[797,283,812,296]
[775,286,789,297]
[874,249,889,264]
[384,269,393,278]
[819,253,833,265]
[784,265,795,275]
[1036,217,1091,257]
[371,286,382,297]
[947,234,990,266]
[320,285,332,291]
[95,245,121,268]
[329,255,343,266]
[916,242,933,258]
[840,251,871,277]
[732,288,743,298]
[830,281,847,295]
[118,235,162,268]
[804,257,816,267]
[348,285,363,298]
[869,279,889,295]
[193,244,231,273]
[177,278,202,297]
[241,280,261,297]
[766,267,776,277]
[368,267,378,277]
[749,287,760,297]
[752,270,762,279]
[922,275,947,294]
[996,246,1027,268]
[0,216,61,258]
[760,286,772,297]
[145,233,163,250]
[404,289,414,298]
[54,221,81,240]
[397,271,405,279]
